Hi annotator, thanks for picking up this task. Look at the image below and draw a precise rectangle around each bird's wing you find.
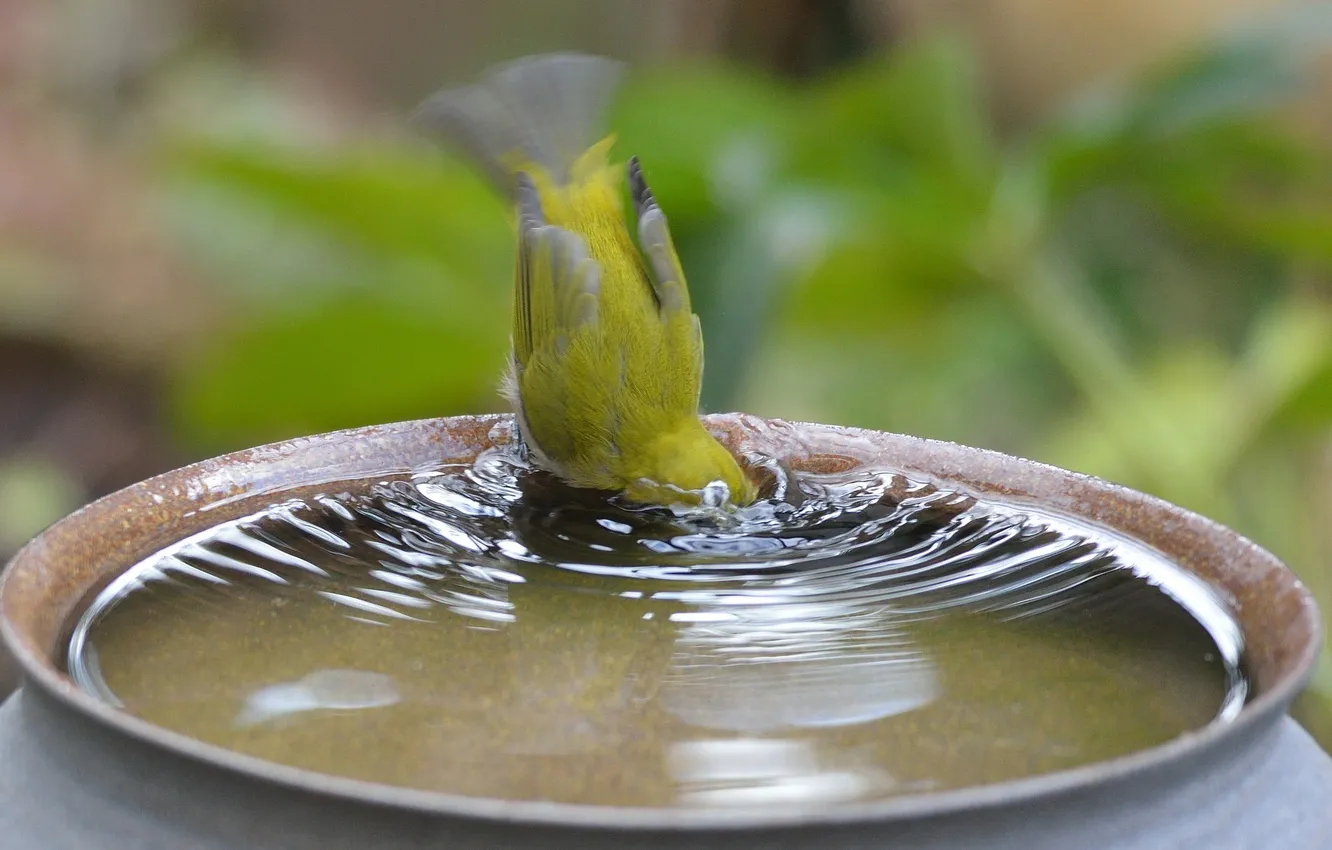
[627,156,704,397]
[512,172,601,368]
[627,156,691,318]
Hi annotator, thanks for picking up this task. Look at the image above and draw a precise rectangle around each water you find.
[65,448,1247,807]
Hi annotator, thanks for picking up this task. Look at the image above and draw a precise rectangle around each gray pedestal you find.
[1,686,1330,850]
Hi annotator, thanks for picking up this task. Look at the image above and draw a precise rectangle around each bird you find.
[414,53,755,507]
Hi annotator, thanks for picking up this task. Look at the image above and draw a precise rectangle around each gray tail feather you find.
[413,53,624,195]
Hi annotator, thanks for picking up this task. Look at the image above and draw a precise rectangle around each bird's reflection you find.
[493,579,677,756]
[491,560,940,805]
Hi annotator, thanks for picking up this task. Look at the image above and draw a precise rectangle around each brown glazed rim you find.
[0,414,1321,830]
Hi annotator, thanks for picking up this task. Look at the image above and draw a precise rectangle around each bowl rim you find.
[0,413,1321,831]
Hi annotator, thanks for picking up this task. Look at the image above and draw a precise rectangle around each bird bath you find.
[0,414,1327,849]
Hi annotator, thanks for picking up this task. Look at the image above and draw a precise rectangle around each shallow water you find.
[65,449,1247,807]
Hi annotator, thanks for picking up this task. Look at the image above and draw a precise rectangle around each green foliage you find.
[161,19,1332,741]
[0,455,84,554]
[165,144,511,445]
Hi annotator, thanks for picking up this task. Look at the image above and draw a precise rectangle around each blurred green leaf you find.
[694,188,843,410]
[794,36,995,187]
[1049,3,1332,151]
[171,295,507,451]
[777,38,1001,338]
[612,64,794,219]
[1044,3,1332,256]
[171,143,511,282]
[1243,300,1332,435]
[1041,345,1237,492]
[0,455,84,553]
[163,139,517,449]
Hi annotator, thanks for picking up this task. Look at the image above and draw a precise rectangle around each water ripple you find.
[63,446,1250,805]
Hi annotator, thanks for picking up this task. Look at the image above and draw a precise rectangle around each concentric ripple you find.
[64,448,1247,807]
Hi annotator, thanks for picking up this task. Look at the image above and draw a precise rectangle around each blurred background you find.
[2,0,1331,743]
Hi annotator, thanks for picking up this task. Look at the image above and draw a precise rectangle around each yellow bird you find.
[415,54,755,507]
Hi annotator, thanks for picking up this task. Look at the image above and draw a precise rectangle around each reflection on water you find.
[64,445,1247,807]
[669,738,901,806]
[662,604,939,732]
[235,669,399,727]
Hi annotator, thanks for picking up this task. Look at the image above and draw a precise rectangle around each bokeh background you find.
[3,0,1331,744]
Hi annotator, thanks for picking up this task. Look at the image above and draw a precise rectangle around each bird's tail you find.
[413,53,624,195]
